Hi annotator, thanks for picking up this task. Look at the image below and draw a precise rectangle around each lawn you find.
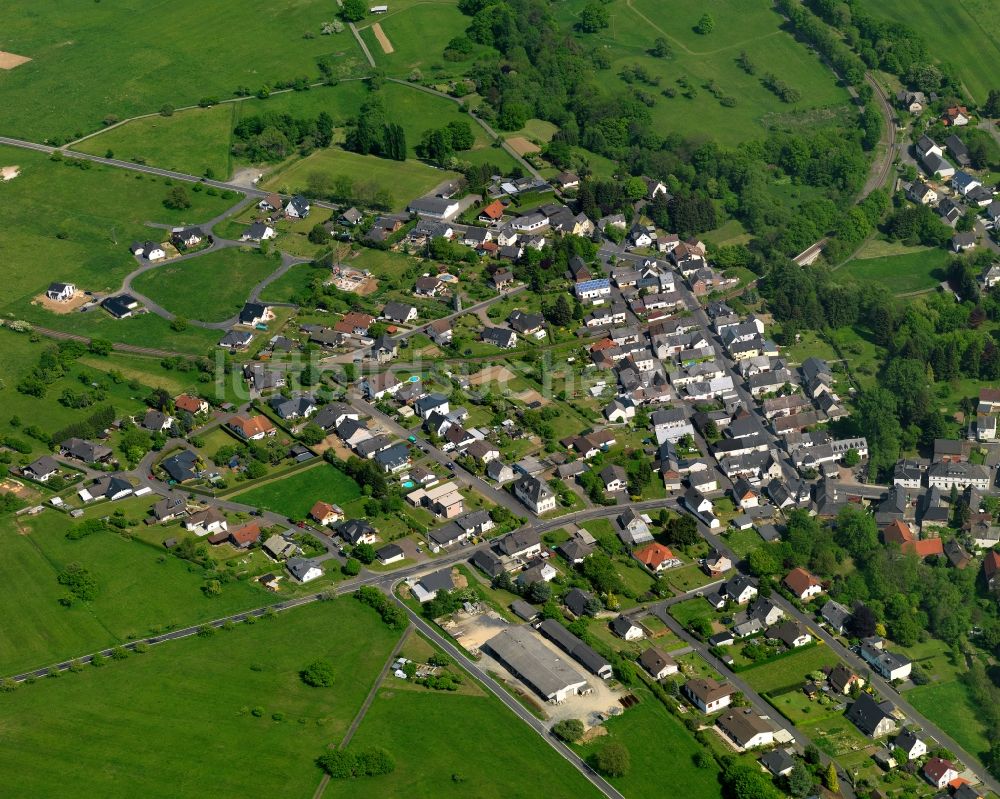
[0,0,369,142]
[739,643,840,695]
[834,247,949,295]
[907,678,990,759]
[670,597,717,628]
[258,262,323,304]
[552,0,851,146]
[131,247,282,323]
[264,148,458,212]
[75,103,236,179]
[231,462,362,519]
[333,687,604,799]
[357,0,476,77]
[571,688,722,799]
[0,498,281,676]
[0,599,402,798]
[856,0,1000,103]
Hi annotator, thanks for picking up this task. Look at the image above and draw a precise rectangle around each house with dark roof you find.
[23,455,60,482]
[101,294,141,319]
[716,710,775,750]
[481,327,518,349]
[846,693,898,737]
[60,437,112,464]
[161,450,199,483]
[684,677,735,713]
[638,647,677,680]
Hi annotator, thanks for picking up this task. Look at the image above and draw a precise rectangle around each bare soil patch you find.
[469,364,516,386]
[0,166,20,181]
[579,725,608,744]
[506,136,541,156]
[515,388,549,406]
[372,23,394,54]
[33,290,89,314]
[0,478,38,500]
[0,52,31,70]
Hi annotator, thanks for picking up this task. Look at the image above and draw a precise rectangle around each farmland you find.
[131,247,282,323]
[330,687,606,799]
[0,497,278,676]
[0,0,368,142]
[551,0,852,146]
[231,462,362,519]
[0,599,401,798]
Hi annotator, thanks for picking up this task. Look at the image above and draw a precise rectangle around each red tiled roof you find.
[783,567,820,596]
[229,415,274,438]
[903,538,944,558]
[634,542,677,569]
[984,550,1000,577]
[174,394,204,413]
[229,523,261,546]
[480,200,505,220]
[883,518,914,546]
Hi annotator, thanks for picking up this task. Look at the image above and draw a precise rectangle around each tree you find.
[721,760,781,799]
[308,224,328,244]
[985,88,1000,119]
[650,37,672,58]
[786,762,814,798]
[353,542,376,564]
[842,448,860,467]
[340,0,367,21]
[317,750,356,778]
[595,742,630,777]
[342,558,361,576]
[666,515,699,546]
[856,387,902,478]
[695,13,715,34]
[163,186,191,210]
[577,3,609,33]
[300,658,335,687]
[544,294,574,326]
[355,746,396,776]
[552,718,585,742]
[823,763,839,792]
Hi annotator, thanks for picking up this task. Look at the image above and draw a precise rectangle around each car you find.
[446,461,454,469]
[407,435,417,443]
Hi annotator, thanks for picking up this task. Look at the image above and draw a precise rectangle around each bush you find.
[552,718,585,743]
[317,750,356,778]
[300,659,336,687]
[595,742,630,777]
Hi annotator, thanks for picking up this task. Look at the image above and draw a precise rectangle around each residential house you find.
[60,437,113,464]
[263,534,297,560]
[171,226,204,249]
[759,749,796,779]
[684,678,735,713]
[638,647,678,680]
[600,464,628,493]
[821,599,852,634]
[23,455,59,482]
[716,710,776,750]
[408,196,461,220]
[486,459,515,484]
[860,639,912,681]
[617,508,654,546]
[767,620,812,648]
[228,415,276,441]
[611,615,644,641]
[783,567,823,601]
[101,294,140,319]
[381,301,418,324]
[496,528,542,561]
[923,758,959,790]
[310,501,345,526]
[161,450,199,483]
[241,221,276,242]
[285,195,311,219]
[142,409,174,433]
[78,474,133,503]
[846,694,898,738]
[894,729,927,761]
[704,550,732,576]
[633,542,681,573]
[45,282,76,301]
[376,543,405,566]
[374,442,411,473]
[185,508,227,536]
[482,327,518,349]
[218,329,254,350]
[286,557,323,583]
[411,568,455,602]
[337,519,378,546]
[512,475,557,514]
[943,106,970,126]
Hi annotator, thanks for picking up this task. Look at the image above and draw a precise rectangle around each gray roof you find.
[536,619,611,676]
[485,626,587,700]
[418,568,455,594]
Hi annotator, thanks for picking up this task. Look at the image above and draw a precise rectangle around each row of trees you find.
[344,94,406,161]
[232,111,334,162]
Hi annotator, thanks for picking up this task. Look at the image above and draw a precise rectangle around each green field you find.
[835,247,949,294]
[572,689,721,799]
[856,0,1000,102]
[258,262,323,304]
[0,599,401,797]
[231,462,362,519]
[131,247,281,323]
[265,148,458,212]
[907,678,990,758]
[332,687,605,799]
[0,0,368,142]
[739,643,840,695]
[73,80,517,184]
[0,498,280,676]
[75,104,236,178]
[358,0,476,76]
[552,0,852,146]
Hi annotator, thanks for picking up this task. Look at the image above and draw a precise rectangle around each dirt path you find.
[372,23,394,54]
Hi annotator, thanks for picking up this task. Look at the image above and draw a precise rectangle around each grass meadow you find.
[0,0,368,142]
[834,247,949,295]
[552,0,851,146]
[0,497,279,676]
[0,599,401,798]
[75,104,237,179]
[738,642,840,694]
[856,0,1000,103]
[571,688,721,799]
[231,462,362,519]
[264,148,459,212]
[907,678,990,759]
[131,247,282,323]
[331,687,606,799]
